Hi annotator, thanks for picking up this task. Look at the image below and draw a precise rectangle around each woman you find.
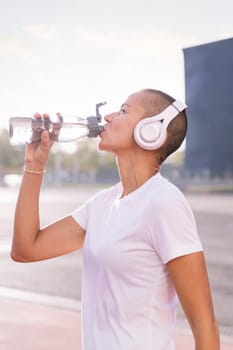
[11,88,220,349]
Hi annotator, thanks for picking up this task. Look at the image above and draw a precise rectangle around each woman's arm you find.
[11,119,85,262]
[167,251,220,350]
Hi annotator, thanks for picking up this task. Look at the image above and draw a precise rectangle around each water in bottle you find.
[9,102,106,146]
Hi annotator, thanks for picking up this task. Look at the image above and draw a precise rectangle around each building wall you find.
[183,38,233,177]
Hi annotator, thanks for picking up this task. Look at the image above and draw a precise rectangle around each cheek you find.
[121,129,135,144]
[113,121,134,143]
[99,129,134,152]
[99,118,137,151]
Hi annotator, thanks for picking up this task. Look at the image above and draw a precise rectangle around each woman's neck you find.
[115,151,160,198]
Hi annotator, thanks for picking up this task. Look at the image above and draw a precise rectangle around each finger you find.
[40,130,54,148]
[40,129,50,142]
[33,112,42,119]
[56,112,63,123]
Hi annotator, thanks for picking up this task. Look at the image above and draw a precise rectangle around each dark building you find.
[183,37,233,177]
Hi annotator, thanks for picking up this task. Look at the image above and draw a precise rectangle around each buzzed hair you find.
[141,89,187,163]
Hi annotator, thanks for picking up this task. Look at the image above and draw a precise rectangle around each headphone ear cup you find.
[134,119,162,150]
[139,122,161,142]
[133,99,187,151]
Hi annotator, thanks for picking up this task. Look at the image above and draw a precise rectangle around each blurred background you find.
[0,0,233,349]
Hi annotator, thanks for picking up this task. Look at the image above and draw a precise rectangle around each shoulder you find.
[148,174,196,225]
[148,175,202,263]
[151,173,189,207]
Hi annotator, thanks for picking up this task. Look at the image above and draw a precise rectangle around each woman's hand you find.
[24,113,54,171]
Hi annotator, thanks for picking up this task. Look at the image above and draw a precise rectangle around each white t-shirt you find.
[72,173,203,350]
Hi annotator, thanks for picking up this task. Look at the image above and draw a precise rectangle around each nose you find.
[104,112,116,123]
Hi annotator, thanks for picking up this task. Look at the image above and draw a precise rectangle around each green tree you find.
[0,128,24,171]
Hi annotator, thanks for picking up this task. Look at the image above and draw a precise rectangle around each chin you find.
[98,140,113,153]
[98,140,108,151]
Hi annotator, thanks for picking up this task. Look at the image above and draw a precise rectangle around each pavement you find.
[1,297,233,350]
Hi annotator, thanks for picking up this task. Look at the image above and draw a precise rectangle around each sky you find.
[0,0,233,130]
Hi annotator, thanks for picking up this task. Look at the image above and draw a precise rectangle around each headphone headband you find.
[172,100,187,113]
[134,100,187,150]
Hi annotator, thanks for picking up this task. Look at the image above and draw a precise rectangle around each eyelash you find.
[120,108,126,114]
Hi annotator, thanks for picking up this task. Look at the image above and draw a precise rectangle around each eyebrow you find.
[121,103,130,108]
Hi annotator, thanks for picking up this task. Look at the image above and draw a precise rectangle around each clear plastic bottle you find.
[9,102,106,146]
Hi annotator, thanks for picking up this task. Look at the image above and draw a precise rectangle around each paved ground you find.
[0,186,233,349]
[1,298,233,350]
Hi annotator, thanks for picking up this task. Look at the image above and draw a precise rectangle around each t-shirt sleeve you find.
[71,200,89,230]
[149,191,203,264]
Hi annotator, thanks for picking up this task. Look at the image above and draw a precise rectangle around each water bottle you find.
[9,102,106,146]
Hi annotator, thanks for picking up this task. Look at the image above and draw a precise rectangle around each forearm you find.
[167,253,220,350]
[193,319,220,350]
[11,168,44,261]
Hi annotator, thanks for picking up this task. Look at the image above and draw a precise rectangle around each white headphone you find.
[133,100,187,150]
